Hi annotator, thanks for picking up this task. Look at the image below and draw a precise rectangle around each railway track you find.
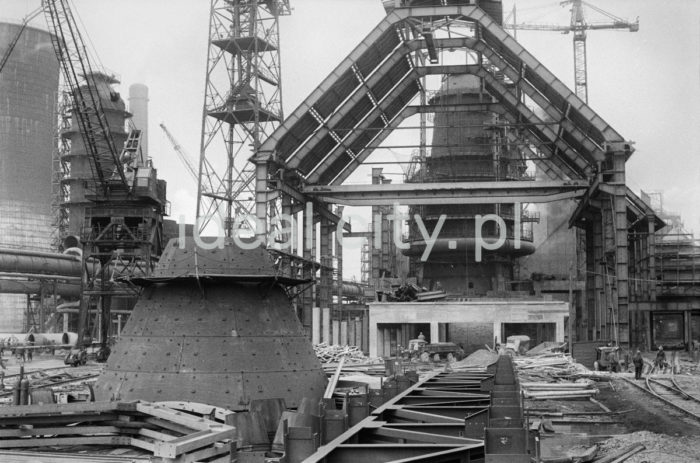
[622,375,700,422]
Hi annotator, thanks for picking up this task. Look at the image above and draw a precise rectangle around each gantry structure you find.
[254,1,663,347]
[196,0,290,235]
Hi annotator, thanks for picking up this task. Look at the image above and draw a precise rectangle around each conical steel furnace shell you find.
[94,279,327,409]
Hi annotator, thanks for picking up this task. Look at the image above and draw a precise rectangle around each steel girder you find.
[304,356,533,463]
[301,180,589,206]
[304,370,491,463]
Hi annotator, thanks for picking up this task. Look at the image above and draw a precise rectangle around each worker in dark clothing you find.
[633,349,644,379]
[655,346,666,371]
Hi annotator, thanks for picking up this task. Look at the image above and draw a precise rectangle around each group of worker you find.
[0,342,34,368]
[631,346,667,379]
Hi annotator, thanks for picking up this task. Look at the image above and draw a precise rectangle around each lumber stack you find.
[520,379,599,399]
[314,343,366,364]
[513,351,600,399]
[0,401,236,462]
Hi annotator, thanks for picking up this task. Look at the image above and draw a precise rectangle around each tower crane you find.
[159,122,198,182]
[42,0,167,360]
[505,0,639,103]
[159,122,226,204]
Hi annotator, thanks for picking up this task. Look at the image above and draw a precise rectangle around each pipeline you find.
[0,247,82,277]
[56,301,132,315]
[335,281,366,299]
[0,332,78,347]
[0,279,81,297]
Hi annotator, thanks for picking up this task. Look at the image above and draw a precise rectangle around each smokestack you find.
[128,83,149,165]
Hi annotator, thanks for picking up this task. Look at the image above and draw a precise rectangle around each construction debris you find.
[451,349,499,368]
[521,379,598,400]
[0,401,236,462]
[379,283,446,302]
[314,343,366,364]
[527,341,567,356]
[596,431,700,463]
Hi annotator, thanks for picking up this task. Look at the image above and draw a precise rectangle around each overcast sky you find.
[3,0,699,279]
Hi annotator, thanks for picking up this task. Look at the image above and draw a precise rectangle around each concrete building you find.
[368,300,568,358]
[0,22,59,332]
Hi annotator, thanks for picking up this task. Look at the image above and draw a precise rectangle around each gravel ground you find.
[596,431,700,463]
[592,353,700,461]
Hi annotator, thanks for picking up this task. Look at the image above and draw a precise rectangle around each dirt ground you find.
[598,378,700,436]
[582,372,700,461]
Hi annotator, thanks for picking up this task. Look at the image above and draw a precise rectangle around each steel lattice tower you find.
[197,0,290,235]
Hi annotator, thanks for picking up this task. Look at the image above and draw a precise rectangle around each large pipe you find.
[0,279,81,297]
[0,248,81,277]
[335,282,366,298]
[25,332,78,347]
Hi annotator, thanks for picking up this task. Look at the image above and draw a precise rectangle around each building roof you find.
[257,5,628,186]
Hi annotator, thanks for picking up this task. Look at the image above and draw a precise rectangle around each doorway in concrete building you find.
[376,323,430,358]
[502,323,556,349]
[651,312,685,349]
[691,312,700,348]
[446,323,494,355]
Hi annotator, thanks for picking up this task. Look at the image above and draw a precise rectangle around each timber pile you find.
[314,343,366,363]
[0,401,235,462]
[520,379,598,399]
[514,351,600,399]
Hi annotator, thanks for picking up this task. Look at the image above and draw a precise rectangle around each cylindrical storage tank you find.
[0,22,60,332]
[128,83,148,164]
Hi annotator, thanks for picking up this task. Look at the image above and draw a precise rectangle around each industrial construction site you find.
[0,0,699,461]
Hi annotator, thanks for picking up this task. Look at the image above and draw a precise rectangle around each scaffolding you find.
[196,0,290,235]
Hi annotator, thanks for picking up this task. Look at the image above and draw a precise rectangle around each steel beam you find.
[273,181,351,232]
[302,180,588,206]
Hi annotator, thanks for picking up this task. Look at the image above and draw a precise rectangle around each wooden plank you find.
[0,425,121,438]
[154,427,235,458]
[138,427,178,442]
[0,401,129,418]
[0,414,119,426]
[0,435,130,448]
[0,450,151,463]
[136,403,217,431]
[161,441,232,463]
[154,401,236,425]
[324,356,346,399]
[144,417,198,435]
[126,436,155,452]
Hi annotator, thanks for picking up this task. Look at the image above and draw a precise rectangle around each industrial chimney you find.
[128,83,149,165]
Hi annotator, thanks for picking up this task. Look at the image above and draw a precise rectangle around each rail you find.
[621,376,700,422]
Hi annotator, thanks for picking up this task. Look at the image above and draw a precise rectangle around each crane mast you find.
[506,0,639,103]
[196,0,290,235]
[159,123,198,182]
[43,0,127,193]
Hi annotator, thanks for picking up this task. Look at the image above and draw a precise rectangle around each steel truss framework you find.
[197,0,290,235]
[254,3,662,345]
[305,356,532,463]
